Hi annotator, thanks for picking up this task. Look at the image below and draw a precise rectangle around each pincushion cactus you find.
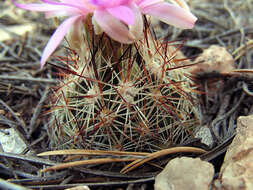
[46,27,198,151]
[13,0,199,152]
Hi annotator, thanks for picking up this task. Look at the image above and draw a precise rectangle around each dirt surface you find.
[0,0,253,189]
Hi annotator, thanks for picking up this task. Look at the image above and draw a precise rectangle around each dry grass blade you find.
[232,40,253,60]
[231,69,253,74]
[37,149,149,157]
[120,147,206,174]
[40,158,136,172]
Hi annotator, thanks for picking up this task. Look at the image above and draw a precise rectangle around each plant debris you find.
[0,0,253,189]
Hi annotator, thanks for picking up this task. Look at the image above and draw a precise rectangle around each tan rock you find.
[154,157,214,190]
[65,186,90,190]
[215,115,253,190]
[189,45,235,97]
[190,45,235,74]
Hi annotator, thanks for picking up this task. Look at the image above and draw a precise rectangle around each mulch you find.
[0,0,253,189]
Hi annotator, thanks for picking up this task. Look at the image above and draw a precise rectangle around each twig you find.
[193,9,228,29]
[9,171,69,184]
[242,82,253,96]
[25,45,42,57]
[0,76,57,84]
[200,134,235,162]
[224,0,238,27]
[0,152,56,166]
[27,86,49,138]
[211,92,245,141]
[0,144,18,179]
[74,167,157,179]
[0,41,26,62]
[0,99,27,134]
[0,163,37,179]
[185,27,253,47]
[60,175,74,185]
[29,132,47,148]
[0,178,31,190]
[0,82,35,95]
[233,40,253,61]
[11,63,41,68]
[26,177,155,190]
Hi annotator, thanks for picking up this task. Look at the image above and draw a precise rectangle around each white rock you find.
[194,125,214,147]
[0,128,27,154]
[154,157,214,190]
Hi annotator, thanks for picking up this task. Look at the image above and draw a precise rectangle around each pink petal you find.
[12,0,66,12]
[136,0,163,9]
[128,3,143,41]
[93,10,134,44]
[141,2,197,29]
[12,0,87,15]
[42,0,91,11]
[106,5,135,25]
[89,0,131,7]
[170,0,190,11]
[12,2,64,12]
[40,15,83,67]
[118,0,132,5]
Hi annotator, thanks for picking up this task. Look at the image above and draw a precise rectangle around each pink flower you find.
[136,0,197,29]
[12,0,197,67]
[90,0,143,44]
